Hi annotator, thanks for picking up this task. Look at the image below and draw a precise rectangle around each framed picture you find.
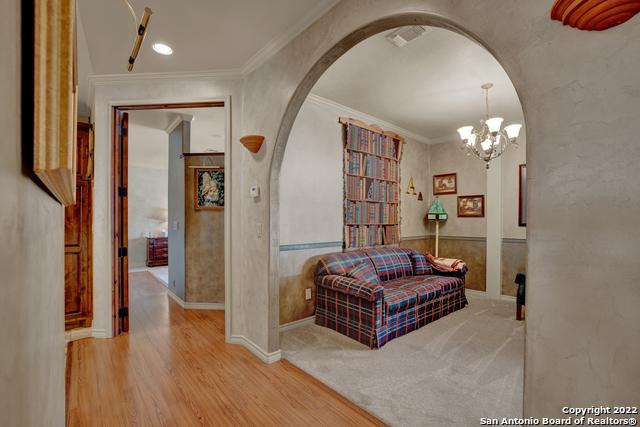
[518,164,527,226]
[433,173,457,195]
[194,167,224,210]
[33,0,78,206]
[457,195,485,217]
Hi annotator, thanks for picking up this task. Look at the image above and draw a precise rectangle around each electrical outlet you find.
[257,222,263,238]
[305,288,312,300]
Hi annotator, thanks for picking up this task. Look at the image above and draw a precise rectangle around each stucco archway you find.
[267,12,528,352]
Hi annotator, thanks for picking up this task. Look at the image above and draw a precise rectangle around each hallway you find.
[66,272,383,426]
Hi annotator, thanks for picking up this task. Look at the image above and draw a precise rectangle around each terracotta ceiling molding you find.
[551,0,640,30]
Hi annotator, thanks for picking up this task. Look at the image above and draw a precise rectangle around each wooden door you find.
[113,110,130,334]
[64,122,93,330]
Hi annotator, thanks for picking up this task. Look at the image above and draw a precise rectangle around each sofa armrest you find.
[315,274,384,302]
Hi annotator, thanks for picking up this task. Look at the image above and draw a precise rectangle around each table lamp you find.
[427,197,448,257]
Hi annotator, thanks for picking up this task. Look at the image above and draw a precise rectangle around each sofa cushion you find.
[409,251,433,275]
[366,248,414,282]
[347,260,381,285]
[382,286,417,315]
[384,276,442,304]
[426,275,465,295]
[315,250,370,277]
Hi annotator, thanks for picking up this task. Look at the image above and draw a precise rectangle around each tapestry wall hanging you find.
[194,167,224,210]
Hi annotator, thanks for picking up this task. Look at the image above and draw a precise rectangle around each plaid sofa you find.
[315,247,468,349]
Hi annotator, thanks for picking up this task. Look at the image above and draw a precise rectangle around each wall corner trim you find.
[65,327,93,343]
[279,316,316,332]
[229,335,282,364]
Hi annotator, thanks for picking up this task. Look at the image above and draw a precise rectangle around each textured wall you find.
[242,0,640,412]
[92,80,241,338]
[184,155,225,303]
[502,129,527,239]
[128,166,169,268]
[0,0,65,424]
[278,95,430,325]
[168,123,187,299]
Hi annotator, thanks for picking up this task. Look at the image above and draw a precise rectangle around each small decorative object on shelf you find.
[551,0,640,31]
[427,197,448,256]
[340,117,404,249]
[406,176,417,195]
[240,135,265,153]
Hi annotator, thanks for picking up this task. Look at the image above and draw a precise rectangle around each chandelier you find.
[456,83,522,169]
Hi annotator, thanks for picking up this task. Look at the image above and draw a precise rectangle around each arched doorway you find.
[268,11,527,352]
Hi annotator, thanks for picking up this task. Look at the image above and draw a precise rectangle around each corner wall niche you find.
[341,117,404,249]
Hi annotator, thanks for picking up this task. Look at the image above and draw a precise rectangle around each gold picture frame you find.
[33,0,77,206]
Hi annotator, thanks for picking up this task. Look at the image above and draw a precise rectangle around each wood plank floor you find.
[67,272,385,426]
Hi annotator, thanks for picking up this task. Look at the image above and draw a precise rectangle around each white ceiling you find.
[128,107,226,161]
[311,27,524,142]
[78,0,337,75]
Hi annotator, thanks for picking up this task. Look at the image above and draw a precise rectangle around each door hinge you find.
[118,187,128,197]
[118,307,129,318]
[118,247,128,257]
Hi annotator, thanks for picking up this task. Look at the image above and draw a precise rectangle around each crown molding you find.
[429,133,458,145]
[88,0,339,87]
[240,0,340,75]
[306,93,432,144]
[89,68,243,86]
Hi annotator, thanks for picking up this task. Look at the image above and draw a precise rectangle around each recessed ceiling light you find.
[152,43,173,55]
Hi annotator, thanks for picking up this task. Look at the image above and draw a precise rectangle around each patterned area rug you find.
[281,295,523,427]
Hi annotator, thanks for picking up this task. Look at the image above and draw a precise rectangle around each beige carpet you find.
[281,295,524,427]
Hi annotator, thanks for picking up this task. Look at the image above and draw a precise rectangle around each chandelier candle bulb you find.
[486,117,504,133]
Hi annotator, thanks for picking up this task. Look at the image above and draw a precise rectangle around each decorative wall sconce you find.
[551,0,640,31]
[240,135,265,153]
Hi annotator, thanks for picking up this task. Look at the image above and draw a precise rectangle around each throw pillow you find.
[347,260,381,285]
[410,252,433,275]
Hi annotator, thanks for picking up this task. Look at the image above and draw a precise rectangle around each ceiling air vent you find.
[386,26,429,48]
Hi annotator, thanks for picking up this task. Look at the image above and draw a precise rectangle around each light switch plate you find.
[305,288,312,300]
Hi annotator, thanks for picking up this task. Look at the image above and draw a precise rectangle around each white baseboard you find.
[167,288,224,310]
[279,316,315,332]
[65,327,92,342]
[185,302,224,310]
[466,289,517,302]
[229,335,282,364]
[91,328,108,339]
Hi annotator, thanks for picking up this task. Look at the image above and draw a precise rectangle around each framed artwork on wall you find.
[519,164,527,226]
[194,167,224,210]
[457,195,485,217]
[433,173,457,195]
[33,0,78,206]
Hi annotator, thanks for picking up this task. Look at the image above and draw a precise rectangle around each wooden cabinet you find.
[147,237,168,267]
[64,122,93,331]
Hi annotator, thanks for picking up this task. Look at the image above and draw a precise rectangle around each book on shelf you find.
[343,120,402,249]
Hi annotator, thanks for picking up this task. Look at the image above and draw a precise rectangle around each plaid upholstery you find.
[382,286,417,315]
[365,248,413,281]
[409,251,433,275]
[315,250,369,277]
[314,248,468,349]
[384,276,442,304]
[426,275,464,295]
[347,260,381,285]
[315,274,383,302]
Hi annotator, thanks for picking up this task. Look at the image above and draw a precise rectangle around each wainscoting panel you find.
[436,237,487,292]
[279,244,342,325]
[501,239,527,297]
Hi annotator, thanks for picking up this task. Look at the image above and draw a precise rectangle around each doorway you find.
[112,101,229,335]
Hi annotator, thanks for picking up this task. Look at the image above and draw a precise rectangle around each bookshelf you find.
[340,117,404,249]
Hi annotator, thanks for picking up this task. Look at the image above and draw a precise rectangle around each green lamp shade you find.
[427,197,448,221]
